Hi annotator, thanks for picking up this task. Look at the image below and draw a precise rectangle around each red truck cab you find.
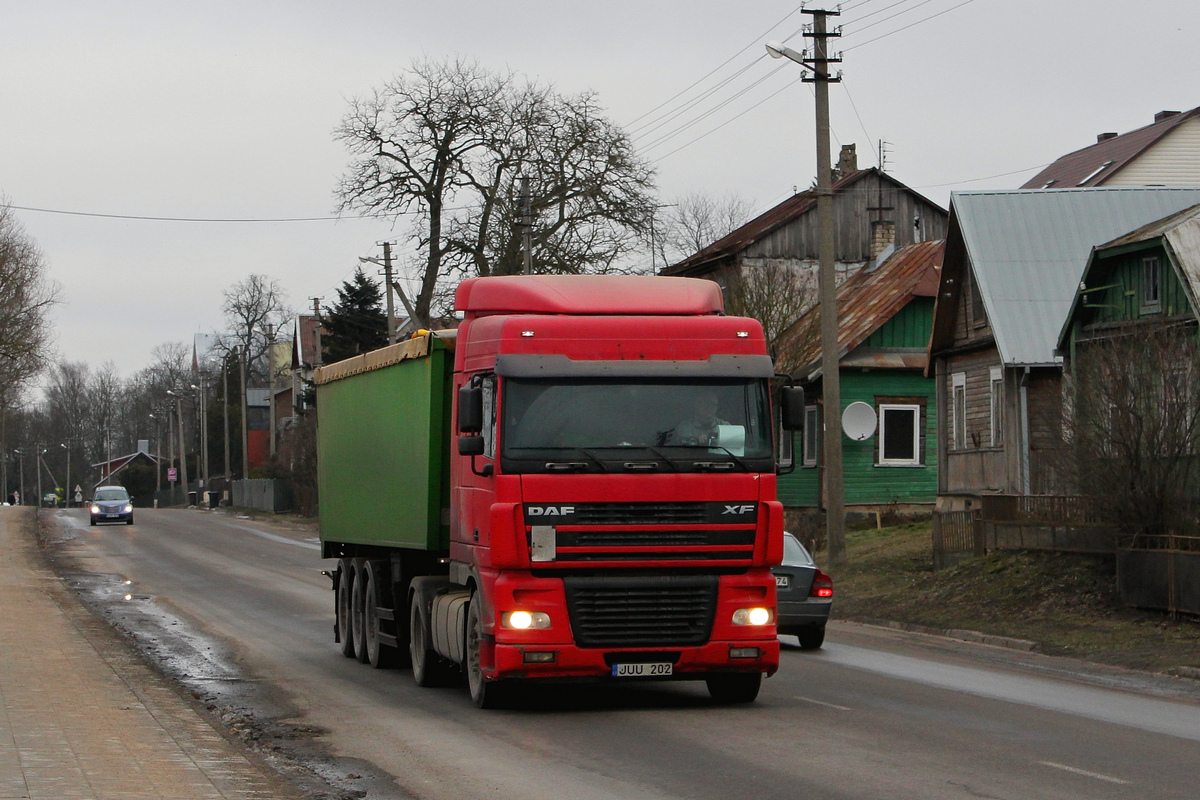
[448,275,788,706]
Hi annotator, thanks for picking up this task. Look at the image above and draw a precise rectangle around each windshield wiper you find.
[669,444,752,471]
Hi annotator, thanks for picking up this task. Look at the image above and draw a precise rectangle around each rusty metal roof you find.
[783,239,945,378]
[1021,107,1200,189]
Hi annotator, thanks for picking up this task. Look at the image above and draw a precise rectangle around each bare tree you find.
[655,192,756,268]
[0,202,59,406]
[221,274,290,383]
[726,265,818,375]
[1065,321,1200,537]
[336,58,656,321]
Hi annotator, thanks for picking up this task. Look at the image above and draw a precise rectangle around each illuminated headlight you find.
[90,505,100,514]
[731,607,773,626]
[123,504,133,513]
[502,611,551,630]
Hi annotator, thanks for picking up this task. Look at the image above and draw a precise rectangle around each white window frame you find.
[952,372,967,450]
[803,405,819,467]
[989,367,1003,447]
[878,403,921,466]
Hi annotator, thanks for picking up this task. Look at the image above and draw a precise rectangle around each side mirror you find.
[458,435,485,456]
[780,386,806,431]
[458,385,483,433]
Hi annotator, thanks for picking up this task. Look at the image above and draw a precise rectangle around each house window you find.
[952,372,967,449]
[1142,256,1161,313]
[989,367,1003,446]
[878,404,921,465]
[803,406,820,466]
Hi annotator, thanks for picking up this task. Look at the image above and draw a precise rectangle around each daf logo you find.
[722,504,756,515]
[527,506,575,516]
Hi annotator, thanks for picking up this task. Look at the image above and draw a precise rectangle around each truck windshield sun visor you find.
[494,354,776,379]
[500,377,774,474]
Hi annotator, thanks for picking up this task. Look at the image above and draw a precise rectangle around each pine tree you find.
[322,268,388,364]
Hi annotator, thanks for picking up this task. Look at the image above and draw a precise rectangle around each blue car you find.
[90,486,134,526]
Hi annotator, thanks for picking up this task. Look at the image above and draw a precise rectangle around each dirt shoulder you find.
[822,521,1200,676]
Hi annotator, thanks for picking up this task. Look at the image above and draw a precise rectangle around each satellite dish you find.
[841,401,877,441]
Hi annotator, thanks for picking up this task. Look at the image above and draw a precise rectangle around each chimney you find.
[834,144,857,178]
[1096,132,1118,143]
[1154,110,1181,123]
[137,439,150,454]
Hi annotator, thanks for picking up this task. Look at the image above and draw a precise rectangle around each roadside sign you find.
[168,467,178,483]
[74,489,83,503]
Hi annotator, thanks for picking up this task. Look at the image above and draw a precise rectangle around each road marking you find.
[223,522,321,550]
[1034,761,1130,785]
[793,695,852,711]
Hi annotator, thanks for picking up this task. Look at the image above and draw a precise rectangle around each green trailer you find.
[315,333,454,554]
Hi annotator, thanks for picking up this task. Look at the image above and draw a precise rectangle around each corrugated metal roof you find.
[1020,107,1200,189]
[945,188,1200,366]
[784,239,944,377]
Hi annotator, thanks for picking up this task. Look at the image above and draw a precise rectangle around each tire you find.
[363,560,394,669]
[90,518,96,526]
[335,558,356,658]
[351,560,370,663]
[796,626,826,651]
[466,595,512,709]
[409,592,455,687]
[706,673,762,704]
[126,517,134,525]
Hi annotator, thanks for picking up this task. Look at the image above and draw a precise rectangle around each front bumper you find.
[490,637,780,681]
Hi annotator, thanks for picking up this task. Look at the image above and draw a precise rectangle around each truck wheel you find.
[706,673,762,704]
[335,558,355,658]
[409,593,454,687]
[364,560,394,669]
[466,596,511,709]
[796,626,825,651]
[351,560,370,663]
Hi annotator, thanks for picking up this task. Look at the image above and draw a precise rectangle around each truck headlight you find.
[502,611,551,630]
[732,607,773,626]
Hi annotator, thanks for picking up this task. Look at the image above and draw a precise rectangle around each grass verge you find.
[823,521,1200,674]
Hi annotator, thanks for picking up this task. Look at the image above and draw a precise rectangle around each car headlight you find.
[90,505,100,514]
[731,607,774,626]
[501,611,551,630]
[123,504,133,513]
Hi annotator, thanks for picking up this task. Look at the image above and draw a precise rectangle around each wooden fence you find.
[932,509,983,569]
[1117,534,1200,616]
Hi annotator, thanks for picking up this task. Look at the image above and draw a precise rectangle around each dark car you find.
[773,532,833,649]
[90,486,133,526]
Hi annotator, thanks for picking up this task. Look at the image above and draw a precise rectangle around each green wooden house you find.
[778,240,944,511]
[1059,203,1200,353]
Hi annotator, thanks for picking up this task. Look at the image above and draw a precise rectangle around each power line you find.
[915,162,1050,189]
[843,0,980,51]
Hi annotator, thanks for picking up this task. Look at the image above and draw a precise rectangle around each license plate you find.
[105,513,120,518]
[775,574,790,588]
[612,662,672,677]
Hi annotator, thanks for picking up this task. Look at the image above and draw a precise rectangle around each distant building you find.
[1022,107,1200,190]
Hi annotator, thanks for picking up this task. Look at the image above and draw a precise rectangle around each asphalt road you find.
[45,508,1200,800]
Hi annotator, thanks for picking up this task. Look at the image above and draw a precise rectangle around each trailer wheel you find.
[409,593,454,687]
[335,558,355,658]
[466,596,512,709]
[351,560,370,663]
[705,673,762,704]
[363,560,394,669]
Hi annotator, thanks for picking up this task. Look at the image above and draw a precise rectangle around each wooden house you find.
[1023,107,1200,190]
[664,161,948,294]
[928,188,1200,510]
[777,240,943,511]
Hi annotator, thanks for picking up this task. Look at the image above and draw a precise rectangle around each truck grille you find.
[563,575,718,648]
[558,529,755,548]
[567,503,709,525]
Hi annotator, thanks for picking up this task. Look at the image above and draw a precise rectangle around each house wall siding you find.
[940,347,1008,494]
[1086,244,1194,326]
[1105,117,1200,187]
[863,297,935,349]
[778,369,937,507]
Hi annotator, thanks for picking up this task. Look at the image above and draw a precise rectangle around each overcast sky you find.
[3,0,1197,380]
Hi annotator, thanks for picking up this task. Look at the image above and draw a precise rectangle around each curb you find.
[855,618,1040,652]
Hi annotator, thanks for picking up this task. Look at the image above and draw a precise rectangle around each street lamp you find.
[61,441,72,508]
[191,382,209,486]
[765,40,806,64]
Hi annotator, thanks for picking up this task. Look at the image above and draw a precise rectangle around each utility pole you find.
[310,297,323,368]
[266,323,277,458]
[240,343,249,481]
[62,441,70,508]
[35,443,42,510]
[803,8,846,565]
[382,242,397,344]
[168,390,190,505]
[520,176,533,275]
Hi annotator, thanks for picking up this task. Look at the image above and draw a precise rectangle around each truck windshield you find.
[500,377,773,473]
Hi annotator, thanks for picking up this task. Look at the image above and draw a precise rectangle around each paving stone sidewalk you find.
[0,506,299,800]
